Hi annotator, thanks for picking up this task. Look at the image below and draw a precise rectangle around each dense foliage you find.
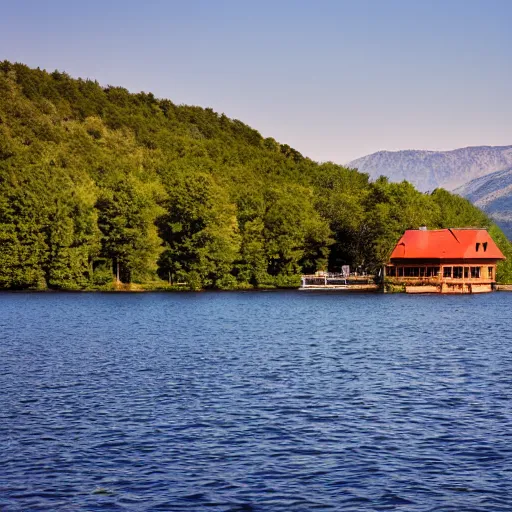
[1,61,511,289]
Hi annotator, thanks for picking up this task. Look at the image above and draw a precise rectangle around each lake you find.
[1,291,512,511]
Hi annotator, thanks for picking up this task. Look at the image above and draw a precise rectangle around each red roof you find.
[389,229,505,261]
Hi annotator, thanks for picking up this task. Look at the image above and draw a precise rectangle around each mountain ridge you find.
[348,145,512,192]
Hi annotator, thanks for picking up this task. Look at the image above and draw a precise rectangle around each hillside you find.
[1,61,511,289]
[455,168,512,239]
[348,146,512,192]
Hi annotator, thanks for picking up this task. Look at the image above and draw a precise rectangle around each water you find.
[1,291,512,511]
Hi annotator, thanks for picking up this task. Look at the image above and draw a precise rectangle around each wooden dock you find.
[300,273,378,292]
[299,284,379,292]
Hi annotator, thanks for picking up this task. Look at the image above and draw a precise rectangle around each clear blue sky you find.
[2,0,511,162]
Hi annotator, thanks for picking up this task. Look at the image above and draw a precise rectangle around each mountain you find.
[454,168,512,239]
[348,146,512,192]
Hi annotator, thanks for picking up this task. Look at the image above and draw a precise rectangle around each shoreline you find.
[2,280,512,294]
[2,286,512,293]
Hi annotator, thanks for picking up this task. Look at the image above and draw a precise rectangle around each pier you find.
[300,272,378,291]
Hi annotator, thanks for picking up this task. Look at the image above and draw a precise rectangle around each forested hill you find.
[1,61,511,290]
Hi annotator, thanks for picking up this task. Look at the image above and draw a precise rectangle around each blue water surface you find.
[1,291,512,511]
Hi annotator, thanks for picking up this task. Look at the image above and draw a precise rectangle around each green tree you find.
[263,186,333,277]
[0,162,100,289]
[157,173,240,289]
[488,224,512,284]
[431,188,490,228]
[96,173,165,283]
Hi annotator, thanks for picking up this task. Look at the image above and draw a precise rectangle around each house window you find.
[453,266,463,279]
[464,267,469,279]
[387,266,396,277]
[470,267,481,278]
[397,267,404,277]
[404,267,420,277]
[476,242,480,251]
[443,267,452,278]
[488,266,494,279]
[483,242,488,252]
[427,267,440,277]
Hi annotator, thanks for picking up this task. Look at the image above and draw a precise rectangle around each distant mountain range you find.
[348,146,512,238]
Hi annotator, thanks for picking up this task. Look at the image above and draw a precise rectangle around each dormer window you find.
[476,242,480,251]
[483,242,487,252]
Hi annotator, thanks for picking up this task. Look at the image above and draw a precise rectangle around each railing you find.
[301,274,376,286]
[302,273,373,279]
[386,276,493,283]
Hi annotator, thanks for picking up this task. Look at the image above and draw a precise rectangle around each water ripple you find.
[1,291,512,510]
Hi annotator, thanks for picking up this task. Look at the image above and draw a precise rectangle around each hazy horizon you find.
[3,0,511,163]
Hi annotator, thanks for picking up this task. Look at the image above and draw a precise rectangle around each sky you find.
[1,0,511,163]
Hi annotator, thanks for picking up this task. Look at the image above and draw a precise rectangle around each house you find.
[386,228,505,293]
